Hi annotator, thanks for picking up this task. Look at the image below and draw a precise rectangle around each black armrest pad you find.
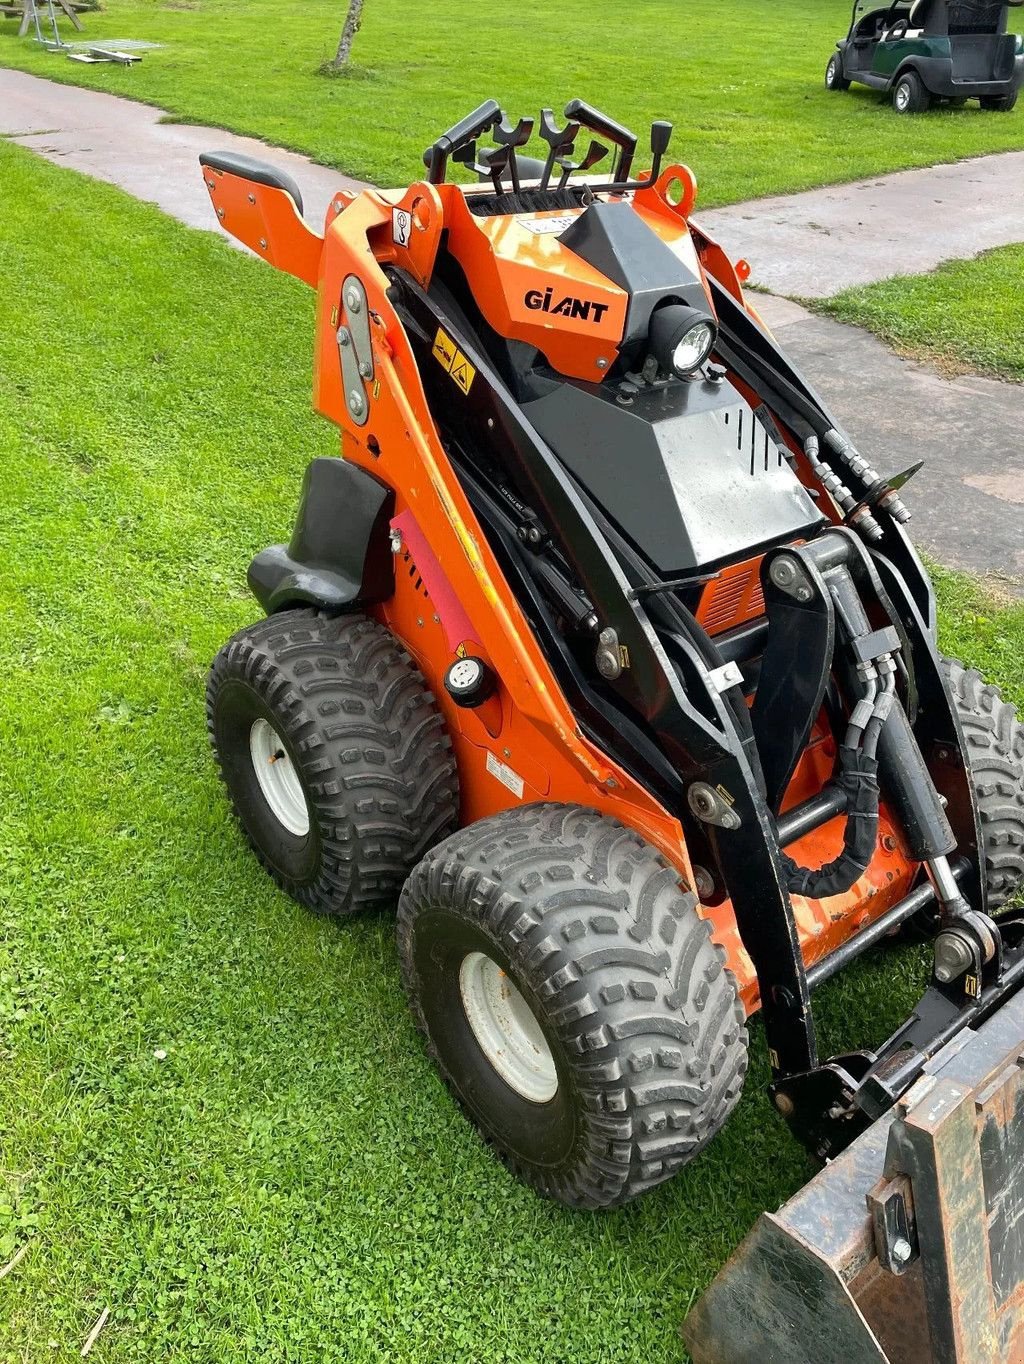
[199,150,304,216]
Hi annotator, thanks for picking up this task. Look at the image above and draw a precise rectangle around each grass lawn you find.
[815,244,1024,383]
[2,141,1024,1363]
[1,0,1023,206]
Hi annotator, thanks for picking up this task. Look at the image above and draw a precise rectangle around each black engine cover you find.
[523,376,824,574]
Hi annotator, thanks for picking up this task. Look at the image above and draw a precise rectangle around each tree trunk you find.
[332,0,365,67]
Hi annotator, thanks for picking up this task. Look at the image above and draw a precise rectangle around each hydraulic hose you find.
[780,739,881,900]
[778,654,893,900]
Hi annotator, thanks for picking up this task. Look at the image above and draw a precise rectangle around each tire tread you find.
[207,610,459,915]
[397,803,748,1209]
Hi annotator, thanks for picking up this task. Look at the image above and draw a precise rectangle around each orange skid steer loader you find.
[196,101,1024,1361]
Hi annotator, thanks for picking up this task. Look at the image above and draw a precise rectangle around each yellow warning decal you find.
[450,353,476,395]
[432,327,476,395]
[432,327,457,370]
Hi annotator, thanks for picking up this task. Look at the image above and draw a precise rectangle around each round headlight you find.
[672,321,715,373]
[649,304,718,377]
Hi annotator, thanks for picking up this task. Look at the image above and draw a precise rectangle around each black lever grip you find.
[563,99,637,180]
[492,115,534,148]
[490,115,534,192]
[538,107,579,149]
[423,98,502,183]
[538,108,580,189]
[650,120,673,159]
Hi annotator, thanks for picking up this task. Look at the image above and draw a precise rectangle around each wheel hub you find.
[459,952,558,1103]
[248,718,310,837]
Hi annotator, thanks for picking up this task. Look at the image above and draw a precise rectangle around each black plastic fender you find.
[247,457,395,615]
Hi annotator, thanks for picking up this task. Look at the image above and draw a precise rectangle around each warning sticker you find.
[392,206,412,247]
[486,751,525,800]
[449,353,475,395]
[432,326,457,370]
[432,326,476,395]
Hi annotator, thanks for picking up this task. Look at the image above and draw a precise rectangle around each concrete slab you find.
[694,153,1024,298]
[747,293,816,331]
[0,68,367,233]
[779,314,1024,589]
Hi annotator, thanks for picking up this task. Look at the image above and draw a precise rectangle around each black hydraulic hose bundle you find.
[780,741,881,899]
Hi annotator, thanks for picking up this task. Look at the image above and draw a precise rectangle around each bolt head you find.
[934,931,974,984]
[345,287,362,313]
[693,865,715,900]
[596,358,608,370]
[892,1237,913,1265]
[774,1093,795,1117]
[770,556,798,588]
[348,390,366,416]
[358,361,372,380]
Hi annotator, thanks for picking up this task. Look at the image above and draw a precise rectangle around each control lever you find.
[490,115,535,194]
[648,120,673,182]
[476,145,512,194]
[563,99,637,181]
[537,107,580,191]
[556,139,608,190]
[423,98,501,184]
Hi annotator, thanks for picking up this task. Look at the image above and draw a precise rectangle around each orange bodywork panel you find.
[206,159,920,1017]
[201,165,324,287]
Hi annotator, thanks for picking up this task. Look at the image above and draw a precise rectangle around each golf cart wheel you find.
[942,657,1024,909]
[825,54,850,91]
[207,609,459,915]
[980,91,1018,112]
[893,71,930,113]
[397,803,748,1210]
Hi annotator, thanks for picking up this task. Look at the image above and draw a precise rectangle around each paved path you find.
[2,69,1021,588]
[0,68,366,233]
[695,153,1024,298]
[755,297,1024,587]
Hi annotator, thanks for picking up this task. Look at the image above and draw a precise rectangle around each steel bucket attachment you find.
[684,990,1024,1363]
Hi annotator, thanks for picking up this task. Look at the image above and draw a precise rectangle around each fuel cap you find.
[444,656,496,708]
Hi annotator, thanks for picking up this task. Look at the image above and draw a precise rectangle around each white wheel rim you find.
[248,718,310,837]
[459,952,558,1103]
[896,84,910,109]
[827,60,836,84]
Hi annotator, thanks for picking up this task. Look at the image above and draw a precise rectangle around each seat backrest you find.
[946,0,1004,32]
